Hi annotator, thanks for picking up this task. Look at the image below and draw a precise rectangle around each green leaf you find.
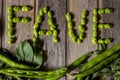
[15,40,43,67]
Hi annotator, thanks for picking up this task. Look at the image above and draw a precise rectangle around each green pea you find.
[93,9,98,15]
[93,15,98,23]
[13,6,21,12]
[8,30,13,37]
[93,31,97,37]
[13,17,21,23]
[68,30,75,38]
[81,18,86,25]
[104,24,111,28]
[93,23,98,30]
[21,18,30,23]
[79,33,84,40]
[22,6,31,12]
[48,11,53,18]
[36,15,42,23]
[8,22,13,30]
[78,25,85,32]
[8,37,14,44]
[8,6,13,14]
[32,37,37,42]
[53,37,59,43]
[33,31,38,38]
[53,30,58,37]
[38,30,46,36]
[98,39,104,44]
[98,23,104,28]
[39,9,44,16]
[82,10,87,18]
[46,30,53,36]
[72,36,77,43]
[105,38,112,44]
[43,7,48,14]
[105,8,112,13]
[8,15,13,22]
[77,38,82,44]
[48,18,54,25]
[67,21,73,28]
[92,37,97,44]
[50,25,56,30]
[98,8,104,14]
[66,12,72,22]
[33,23,39,29]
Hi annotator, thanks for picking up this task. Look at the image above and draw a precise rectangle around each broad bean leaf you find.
[15,40,43,67]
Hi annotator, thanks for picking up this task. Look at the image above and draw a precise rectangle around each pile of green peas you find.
[33,7,59,43]
[66,10,88,43]
[92,8,113,44]
[7,6,31,44]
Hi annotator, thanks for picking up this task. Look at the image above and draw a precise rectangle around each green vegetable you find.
[46,30,53,36]
[50,25,56,30]
[77,38,82,44]
[38,30,46,36]
[105,8,113,13]
[93,23,98,30]
[98,8,104,14]
[13,6,21,12]
[79,33,84,40]
[8,15,13,22]
[81,18,86,25]
[68,21,73,28]
[105,38,112,44]
[15,40,43,67]
[33,23,39,29]
[98,39,104,44]
[104,24,111,28]
[92,30,97,37]
[48,18,54,25]
[98,23,104,28]
[82,10,87,18]
[21,18,30,23]
[8,6,13,14]
[93,15,98,23]
[22,6,31,12]
[13,17,21,23]
[53,30,58,37]
[78,25,85,32]
[8,22,13,30]
[53,37,59,43]
[77,51,120,80]
[43,7,48,14]
[32,37,38,42]
[8,30,13,37]
[92,37,97,44]
[48,11,53,18]
[80,42,120,73]
[33,31,38,38]
[93,9,98,15]
[36,15,42,23]
[8,38,14,44]
[66,12,72,22]
[39,9,44,16]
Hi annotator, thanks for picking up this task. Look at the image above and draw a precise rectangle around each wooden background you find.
[0,0,120,80]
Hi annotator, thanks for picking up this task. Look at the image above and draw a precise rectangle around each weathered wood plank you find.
[67,0,98,77]
[3,0,34,51]
[36,0,66,70]
[0,0,3,47]
[100,0,120,48]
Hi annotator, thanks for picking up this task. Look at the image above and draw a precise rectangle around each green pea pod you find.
[77,51,120,80]
[80,42,120,73]
[67,51,94,71]
[0,51,33,69]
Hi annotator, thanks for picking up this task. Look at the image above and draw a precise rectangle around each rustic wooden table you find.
[0,0,120,80]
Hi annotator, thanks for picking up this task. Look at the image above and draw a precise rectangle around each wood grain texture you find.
[2,0,34,52]
[67,0,98,77]
[101,0,120,48]
[0,0,3,47]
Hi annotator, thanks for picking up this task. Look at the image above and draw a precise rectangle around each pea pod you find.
[80,42,120,73]
[77,51,120,80]
[0,51,34,69]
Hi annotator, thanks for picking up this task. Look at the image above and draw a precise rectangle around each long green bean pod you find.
[76,51,120,80]
[80,42,120,73]
[0,51,34,69]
